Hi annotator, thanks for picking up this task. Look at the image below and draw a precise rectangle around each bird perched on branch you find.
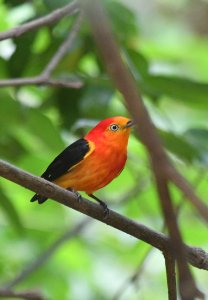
[31,116,134,215]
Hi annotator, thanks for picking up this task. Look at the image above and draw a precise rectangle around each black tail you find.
[30,194,48,204]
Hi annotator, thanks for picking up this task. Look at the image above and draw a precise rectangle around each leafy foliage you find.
[0,0,208,299]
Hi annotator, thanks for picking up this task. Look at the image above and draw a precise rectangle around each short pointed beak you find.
[125,120,136,128]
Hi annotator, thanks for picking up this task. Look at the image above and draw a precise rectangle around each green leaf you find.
[0,134,26,162]
[0,2,9,31]
[0,96,22,134]
[55,88,83,129]
[43,0,71,10]
[159,130,199,163]
[0,189,24,234]
[125,48,149,79]
[142,75,208,108]
[32,27,51,54]
[26,108,65,152]
[184,128,208,166]
[8,31,36,77]
[79,84,114,119]
[106,0,139,44]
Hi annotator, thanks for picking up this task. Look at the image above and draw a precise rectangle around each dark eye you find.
[110,124,119,131]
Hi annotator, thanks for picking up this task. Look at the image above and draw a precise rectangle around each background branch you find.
[164,251,177,300]
[0,77,82,88]
[153,168,201,300]
[112,247,152,300]
[0,289,45,300]
[79,0,208,223]
[0,13,83,89]
[0,1,78,41]
[41,13,83,78]
[3,218,91,290]
[0,160,207,272]
[112,190,195,300]
[80,1,206,299]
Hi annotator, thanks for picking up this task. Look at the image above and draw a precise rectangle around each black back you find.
[31,138,90,203]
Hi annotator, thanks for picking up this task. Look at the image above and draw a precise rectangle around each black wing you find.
[31,138,90,204]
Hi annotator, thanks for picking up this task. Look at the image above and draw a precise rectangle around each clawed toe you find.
[98,201,110,219]
[103,206,110,219]
[75,192,83,203]
[68,189,82,203]
[87,193,110,219]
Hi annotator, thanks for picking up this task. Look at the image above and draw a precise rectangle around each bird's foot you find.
[88,194,109,219]
[68,189,83,203]
[99,200,110,219]
[74,191,83,203]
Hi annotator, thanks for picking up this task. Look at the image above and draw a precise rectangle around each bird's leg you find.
[88,194,109,218]
[67,188,82,203]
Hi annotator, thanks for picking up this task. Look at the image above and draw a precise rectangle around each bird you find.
[31,116,134,215]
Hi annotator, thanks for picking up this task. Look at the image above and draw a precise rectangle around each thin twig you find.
[0,14,84,89]
[167,167,208,223]
[3,218,91,289]
[112,246,152,300]
[0,289,45,300]
[79,2,208,223]
[0,1,78,41]
[41,13,83,78]
[164,251,177,300]
[0,160,208,271]
[4,176,143,289]
[0,77,82,88]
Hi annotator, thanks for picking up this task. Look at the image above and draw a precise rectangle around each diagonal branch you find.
[153,168,201,300]
[112,246,152,300]
[167,167,208,223]
[41,13,83,78]
[113,181,206,300]
[0,13,84,89]
[79,1,206,299]
[0,1,78,41]
[4,177,143,290]
[0,77,82,88]
[0,289,45,300]
[0,159,208,272]
[79,1,208,222]
[3,218,91,289]
[164,251,177,300]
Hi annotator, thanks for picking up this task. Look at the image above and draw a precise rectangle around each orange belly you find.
[54,146,127,194]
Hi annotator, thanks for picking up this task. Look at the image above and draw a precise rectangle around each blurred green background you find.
[0,0,208,299]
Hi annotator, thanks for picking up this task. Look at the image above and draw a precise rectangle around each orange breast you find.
[54,142,127,194]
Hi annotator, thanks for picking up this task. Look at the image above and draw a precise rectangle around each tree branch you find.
[41,13,83,78]
[112,246,152,300]
[0,289,45,300]
[0,1,78,41]
[112,189,199,300]
[0,77,82,88]
[167,167,208,223]
[0,13,83,89]
[80,1,207,299]
[79,1,208,223]
[153,168,201,300]
[164,251,177,300]
[0,159,208,272]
